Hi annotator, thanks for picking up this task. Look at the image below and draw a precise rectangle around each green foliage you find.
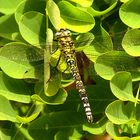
[0,71,31,103]
[0,94,17,122]
[19,11,46,47]
[57,1,95,32]
[0,0,140,139]
[119,0,140,28]
[122,29,140,56]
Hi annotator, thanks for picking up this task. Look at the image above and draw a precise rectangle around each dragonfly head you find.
[55,28,71,40]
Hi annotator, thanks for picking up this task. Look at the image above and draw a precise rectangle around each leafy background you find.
[0,0,140,139]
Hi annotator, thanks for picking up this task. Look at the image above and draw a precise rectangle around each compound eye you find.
[66,30,71,35]
[60,28,66,31]
[55,32,61,37]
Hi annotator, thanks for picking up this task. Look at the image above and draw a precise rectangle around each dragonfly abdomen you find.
[55,28,93,123]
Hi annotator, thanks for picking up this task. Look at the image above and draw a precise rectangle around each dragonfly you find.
[55,28,93,123]
[0,28,140,124]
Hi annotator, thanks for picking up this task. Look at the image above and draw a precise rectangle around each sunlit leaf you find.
[94,51,140,81]
[106,122,140,140]
[16,102,43,123]
[0,71,31,103]
[119,0,140,28]
[0,0,23,14]
[69,0,93,7]
[33,83,67,105]
[83,117,108,134]
[15,0,46,23]
[0,14,23,41]
[120,0,129,2]
[110,71,137,102]
[46,0,61,29]
[58,1,95,33]
[84,25,113,62]
[105,100,136,124]
[45,69,61,96]
[0,95,17,122]
[87,0,118,16]
[75,32,95,52]
[19,11,46,47]
[122,29,140,56]
[0,42,44,79]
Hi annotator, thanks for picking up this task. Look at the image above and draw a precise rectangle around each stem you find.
[129,124,133,138]
[101,7,119,21]
[12,123,33,140]
[130,85,140,119]
[128,85,140,137]
[13,124,33,140]
[134,85,140,107]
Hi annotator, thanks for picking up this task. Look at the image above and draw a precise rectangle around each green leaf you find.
[120,122,140,137]
[94,51,140,81]
[0,37,11,46]
[61,79,75,88]
[75,32,95,52]
[16,102,43,123]
[0,95,17,122]
[15,0,46,23]
[54,130,71,140]
[120,0,129,2]
[68,129,82,140]
[54,129,82,140]
[110,71,137,102]
[33,83,67,105]
[105,100,136,124]
[0,14,23,41]
[83,117,108,134]
[106,122,125,139]
[122,29,140,56]
[87,0,118,16]
[106,122,140,140]
[58,1,95,33]
[69,0,93,7]
[28,111,84,140]
[0,0,23,14]
[46,0,61,30]
[23,63,44,80]
[19,11,46,47]
[83,25,113,62]
[45,69,61,96]
[85,85,116,114]
[0,129,11,140]
[0,71,31,103]
[14,124,34,140]
[0,42,44,79]
[130,137,140,140]
[45,89,79,113]
[135,122,140,136]
[119,0,140,28]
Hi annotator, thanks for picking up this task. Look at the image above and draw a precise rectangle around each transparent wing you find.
[0,30,140,76]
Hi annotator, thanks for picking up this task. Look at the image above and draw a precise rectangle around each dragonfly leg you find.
[55,53,62,68]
